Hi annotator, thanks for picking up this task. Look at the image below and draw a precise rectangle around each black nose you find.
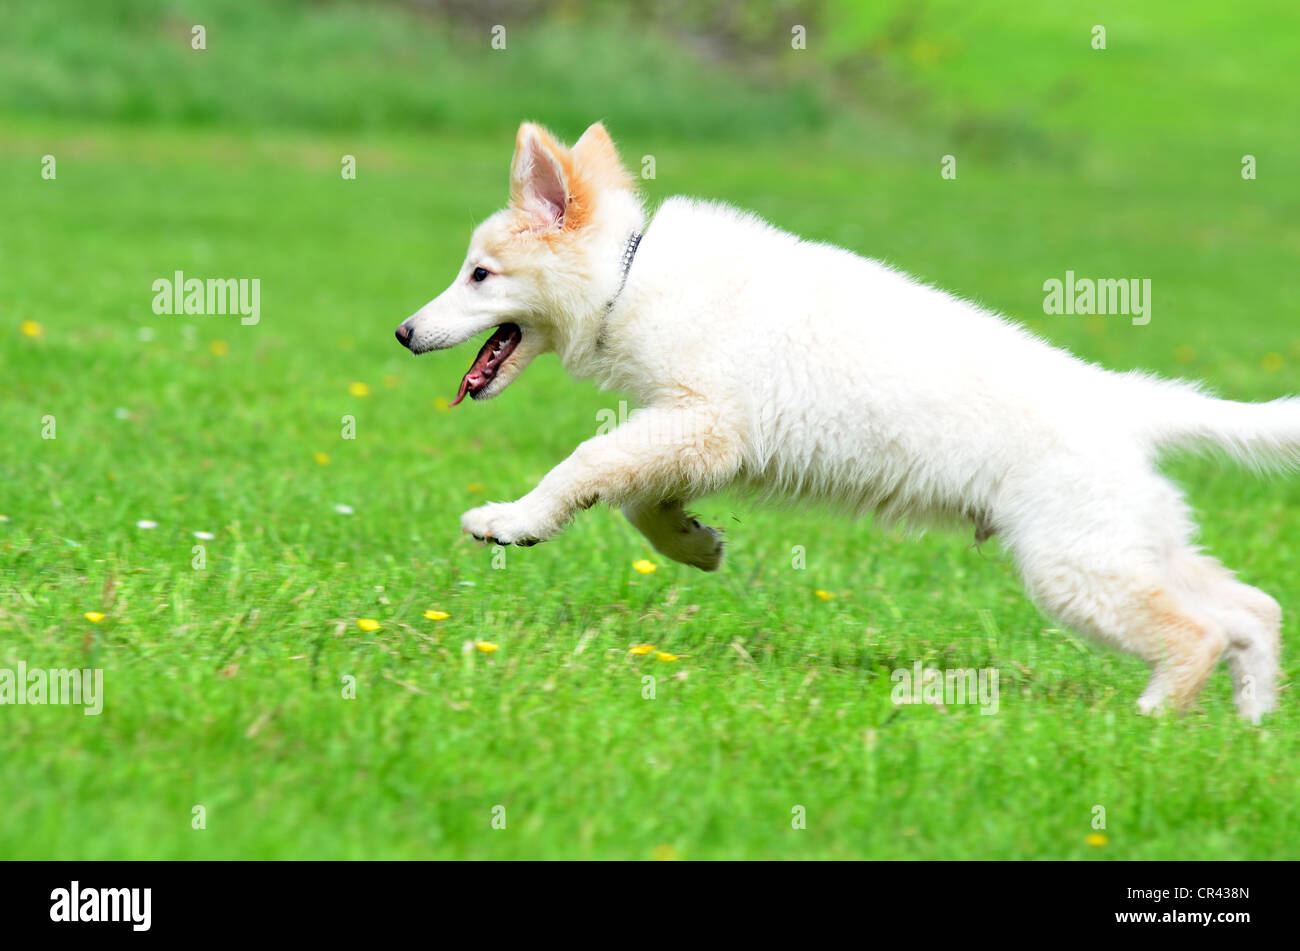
[395,322,412,348]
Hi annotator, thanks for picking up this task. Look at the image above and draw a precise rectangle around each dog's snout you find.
[395,321,413,349]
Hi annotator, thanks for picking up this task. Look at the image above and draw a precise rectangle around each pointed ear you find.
[572,121,635,192]
[509,123,569,229]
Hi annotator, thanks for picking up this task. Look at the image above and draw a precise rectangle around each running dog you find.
[396,121,1294,720]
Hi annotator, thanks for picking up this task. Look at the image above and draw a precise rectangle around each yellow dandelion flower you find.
[633,559,657,574]
[313,452,330,466]
[348,381,371,397]
[656,651,679,662]
[424,610,450,621]
[814,589,836,601]
[209,339,229,357]
[1261,352,1284,373]
[84,612,105,623]
[476,641,499,653]
[20,320,44,338]
[1086,832,1108,847]
[910,40,944,67]
[433,396,451,412]
[651,844,680,861]
[629,644,655,655]
[466,482,485,493]
[356,618,381,632]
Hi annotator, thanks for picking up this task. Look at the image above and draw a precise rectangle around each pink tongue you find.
[450,375,473,408]
[450,326,517,407]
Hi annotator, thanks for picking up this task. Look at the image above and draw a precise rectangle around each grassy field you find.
[2,0,1298,859]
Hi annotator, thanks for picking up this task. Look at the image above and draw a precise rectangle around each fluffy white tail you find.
[1135,375,1300,472]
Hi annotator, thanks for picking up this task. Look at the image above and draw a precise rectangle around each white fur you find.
[398,123,1292,720]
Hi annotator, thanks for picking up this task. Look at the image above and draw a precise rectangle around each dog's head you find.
[396,121,643,405]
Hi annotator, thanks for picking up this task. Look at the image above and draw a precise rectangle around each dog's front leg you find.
[622,498,725,571]
[460,405,741,550]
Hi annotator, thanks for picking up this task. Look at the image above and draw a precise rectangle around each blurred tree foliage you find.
[405,0,832,62]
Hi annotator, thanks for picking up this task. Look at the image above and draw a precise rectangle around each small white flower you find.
[193,531,215,540]
[114,407,131,420]
[333,504,354,515]
[0,515,9,522]
[457,580,477,587]
[136,520,158,530]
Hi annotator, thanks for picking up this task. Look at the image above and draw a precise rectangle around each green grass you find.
[1,1,1298,859]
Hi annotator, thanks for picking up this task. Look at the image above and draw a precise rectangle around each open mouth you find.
[450,323,522,406]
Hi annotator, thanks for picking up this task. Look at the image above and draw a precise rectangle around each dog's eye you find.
[472,267,490,283]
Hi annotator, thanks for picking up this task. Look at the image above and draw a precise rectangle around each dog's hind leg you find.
[1017,557,1227,715]
[1173,552,1281,723]
[1129,588,1229,715]
[623,498,725,571]
[1216,584,1281,723]
[1004,467,1232,716]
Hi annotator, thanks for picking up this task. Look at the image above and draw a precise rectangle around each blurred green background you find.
[1,0,1297,859]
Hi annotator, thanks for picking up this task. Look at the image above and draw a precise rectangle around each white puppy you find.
[397,121,1294,720]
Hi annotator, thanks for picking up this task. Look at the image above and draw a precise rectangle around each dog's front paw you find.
[461,502,557,547]
[668,517,725,572]
[692,521,726,572]
[622,500,726,572]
